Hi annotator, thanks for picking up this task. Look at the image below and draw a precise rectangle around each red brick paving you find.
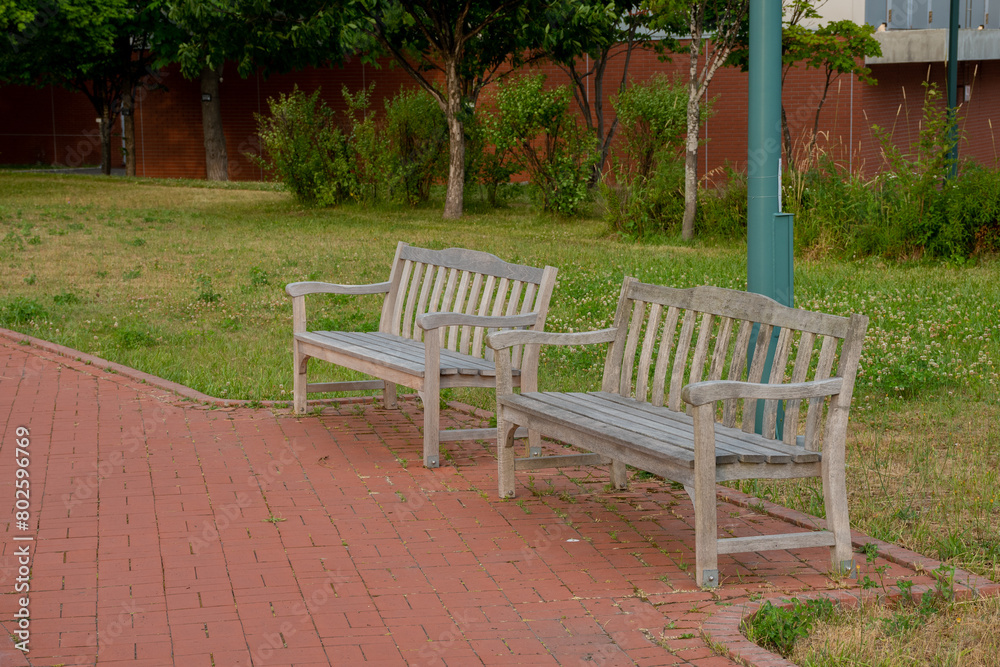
[1,330,997,666]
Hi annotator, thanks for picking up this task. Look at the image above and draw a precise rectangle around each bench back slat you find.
[650,305,680,407]
[687,313,715,414]
[380,243,557,369]
[781,330,816,445]
[723,319,755,427]
[762,327,795,438]
[803,334,840,450]
[620,300,647,396]
[604,279,867,452]
[635,302,663,401]
[667,310,698,412]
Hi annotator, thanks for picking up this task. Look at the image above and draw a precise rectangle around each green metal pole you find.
[947,0,960,179]
[747,0,789,306]
[747,0,791,434]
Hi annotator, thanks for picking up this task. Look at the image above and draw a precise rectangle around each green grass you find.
[0,172,998,660]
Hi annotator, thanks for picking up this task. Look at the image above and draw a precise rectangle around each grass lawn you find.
[1,172,998,662]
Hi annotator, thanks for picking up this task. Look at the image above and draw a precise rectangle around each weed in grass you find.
[196,275,221,303]
[122,267,142,280]
[23,273,35,285]
[0,297,47,325]
[27,235,41,245]
[743,598,836,657]
[52,291,80,305]
[111,327,158,350]
[127,237,146,247]
[248,266,270,288]
[220,317,242,332]
[95,270,107,279]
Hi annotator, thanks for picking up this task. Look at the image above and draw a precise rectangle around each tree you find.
[163,0,346,180]
[542,0,658,184]
[649,0,750,240]
[1,0,173,175]
[349,0,552,219]
[729,0,882,166]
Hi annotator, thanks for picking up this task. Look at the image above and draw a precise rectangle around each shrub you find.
[484,74,596,215]
[696,166,748,242]
[786,82,1000,261]
[602,75,687,237]
[382,89,449,204]
[254,87,355,206]
[341,84,387,204]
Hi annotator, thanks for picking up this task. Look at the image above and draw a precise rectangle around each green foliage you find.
[484,74,597,215]
[382,89,449,205]
[695,167,747,242]
[744,598,836,657]
[254,87,356,206]
[787,83,1000,261]
[196,275,221,303]
[0,296,47,325]
[340,84,387,204]
[602,75,687,237]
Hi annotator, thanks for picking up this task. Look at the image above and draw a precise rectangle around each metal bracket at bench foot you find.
[528,447,542,458]
[701,570,719,588]
[425,454,440,468]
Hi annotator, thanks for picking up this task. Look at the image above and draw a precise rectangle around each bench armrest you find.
[416,311,539,332]
[681,378,844,407]
[486,327,618,351]
[285,281,392,298]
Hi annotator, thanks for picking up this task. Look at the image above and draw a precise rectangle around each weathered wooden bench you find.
[286,241,558,468]
[488,278,868,588]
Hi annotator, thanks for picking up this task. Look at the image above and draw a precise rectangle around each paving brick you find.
[4,333,998,667]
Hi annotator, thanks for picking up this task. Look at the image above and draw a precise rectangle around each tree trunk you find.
[122,89,136,177]
[442,59,465,219]
[99,102,113,176]
[200,64,228,181]
[681,91,701,240]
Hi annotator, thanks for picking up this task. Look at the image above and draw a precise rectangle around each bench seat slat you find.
[500,392,700,468]
[552,392,818,464]
[298,331,516,378]
[597,392,820,463]
[562,392,769,463]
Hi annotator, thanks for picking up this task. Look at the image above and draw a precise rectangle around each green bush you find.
[382,89,449,204]
[696,166,748,242]
[254,87,355,206]
[786,82,1000,261]
[340,84,387,204]
[602,75,688,237]
[484,74,596,215]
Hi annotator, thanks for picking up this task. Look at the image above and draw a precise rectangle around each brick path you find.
[1,331,996,666]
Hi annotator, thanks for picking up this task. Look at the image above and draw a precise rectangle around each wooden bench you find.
[487,277,869,588]
[286,241,557,467]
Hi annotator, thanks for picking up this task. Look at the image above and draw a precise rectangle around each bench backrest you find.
[380,242,558,368]
[603,278,869,450]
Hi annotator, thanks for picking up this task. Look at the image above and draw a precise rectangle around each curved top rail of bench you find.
[398,244,551,284]
[625,281,866,338]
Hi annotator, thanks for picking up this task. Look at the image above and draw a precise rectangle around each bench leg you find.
[610,459,627,490]
[822,436,856,577]
[293,343,309,414]
[693,404,720,588]
[383,382,398,409]
[498,413,518,498]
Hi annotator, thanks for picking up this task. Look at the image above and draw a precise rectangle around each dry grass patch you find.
[791,594,1000,667]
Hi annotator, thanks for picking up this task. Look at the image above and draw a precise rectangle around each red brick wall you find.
[2,48,998,182]
[0,84,124,168]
